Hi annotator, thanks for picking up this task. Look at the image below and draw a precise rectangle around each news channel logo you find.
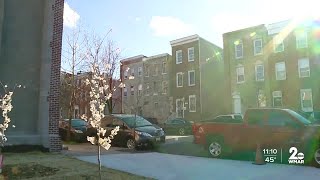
[288,147,304,164]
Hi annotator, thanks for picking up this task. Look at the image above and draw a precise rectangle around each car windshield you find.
[285,109,312,125]
[113,115,152,128]
[70,119,87,127]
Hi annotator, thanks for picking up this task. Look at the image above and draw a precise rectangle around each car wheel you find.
[207,138,224,158]
[179,128,185,135]
[313,148,320,168]
[126,138,136,150]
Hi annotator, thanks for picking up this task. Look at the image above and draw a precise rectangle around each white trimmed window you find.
[275,62,286,80]
[236,66,245,83]
[273,35,284,53]
[144,65,149,77]
[162,61,167,74]
[255,64,264,81]
[235,41,243,59]
[131,68,135,77]
[300,89,313,112]
[130,85,134,95]
[188,70,195,86]
[162,81,168,94]
[296,30,308,49]
[188,47,194,62]
[272,91,282,107]
[145,83,150,96]
[153,82,158,95]
[176,50,182,64]
[154,64,158,76]
[138,67,142,76]
[176,99,184,118]
[123,87,127,97]
[189,95,196,112]
[254,39,263,55]
[176,72,183,87]
[298,58,310,78]
[138,84,142,96]
[124,71,128,79]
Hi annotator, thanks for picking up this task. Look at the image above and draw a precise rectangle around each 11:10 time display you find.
[263,149,278,155]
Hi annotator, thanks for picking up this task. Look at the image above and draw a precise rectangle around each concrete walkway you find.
[76,152,320,180]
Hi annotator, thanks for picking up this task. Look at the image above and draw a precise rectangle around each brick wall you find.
[48,0,64,152]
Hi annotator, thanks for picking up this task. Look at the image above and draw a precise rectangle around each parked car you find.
[161,118,193,135]
[143,117,159,125]
[59,120,86,142]
[193,108,320,167]
[101,114,166,150]
[59,119,96,142]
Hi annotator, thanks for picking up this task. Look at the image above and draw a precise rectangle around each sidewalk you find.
[76,152,320,180]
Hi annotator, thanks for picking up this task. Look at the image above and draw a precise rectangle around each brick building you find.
[169,34,227,121]
[120,55,146,115]
[0,0,64,151]
[223,19,320,114]
[142,53,171,122]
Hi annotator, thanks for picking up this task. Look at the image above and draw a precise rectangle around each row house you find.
[169,34,228,121]
[120,55,146,115]
[120,54,172,123]
[224,19,320,114]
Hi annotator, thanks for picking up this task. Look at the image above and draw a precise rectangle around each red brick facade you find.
[48,0,64,152]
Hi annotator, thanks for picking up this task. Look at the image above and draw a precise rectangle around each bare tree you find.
[82,29,122,115]
[61,25,86,141]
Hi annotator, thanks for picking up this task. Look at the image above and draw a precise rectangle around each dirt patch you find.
[2,163,59,179]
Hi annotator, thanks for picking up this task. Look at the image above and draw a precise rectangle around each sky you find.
[62,0,320,65]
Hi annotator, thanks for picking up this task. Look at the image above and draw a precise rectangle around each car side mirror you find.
[122,124,127,129]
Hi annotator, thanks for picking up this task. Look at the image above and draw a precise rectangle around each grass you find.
[1,152,153,180]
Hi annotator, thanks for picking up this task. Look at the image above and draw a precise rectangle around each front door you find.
[233,95,241,114]
[176,99,184,118]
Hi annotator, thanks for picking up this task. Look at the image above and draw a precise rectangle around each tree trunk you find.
[98,145,102,180]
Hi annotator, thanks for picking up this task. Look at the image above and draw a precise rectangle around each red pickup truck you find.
[193,108,320,165]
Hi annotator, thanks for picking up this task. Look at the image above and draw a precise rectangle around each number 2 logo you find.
[289,147,304,160]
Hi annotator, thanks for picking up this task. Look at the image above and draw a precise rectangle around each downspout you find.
[198,38,203,120]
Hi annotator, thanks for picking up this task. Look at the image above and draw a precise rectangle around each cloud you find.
[149,16,194,37]
[135,17,141,22]
[63,2,80,28]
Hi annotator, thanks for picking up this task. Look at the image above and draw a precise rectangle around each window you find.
[153,82,158,95]
[267,111,297,127]
[131,68,135,77]
[272,91,282,107]
[188,47,194,62]
[176,50,182,64]
[162,61,167,74]
[189,95,196,112]
[235,41,243,59]
[138,67,142,76]
[254,39,263,55]
[124,71,128,79]
[236,66,245,83]
[255,64,264,81]
[273,35,284,52]
[257,90,266,107]
[145,83,150,96]
[144,65,149,77]
[296,30,308,49]
[300,89,313,112]
[154,102,159,109]
[123,87,127,97]
[298,58,310,78]
[275,62,286,80]
[246,109,264,125]
[130,85,134,95]
[154,65,158,76]
[138,84,142,96]
[176,72,183,87]
[162,81,168,94]
[188,70,195,86]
